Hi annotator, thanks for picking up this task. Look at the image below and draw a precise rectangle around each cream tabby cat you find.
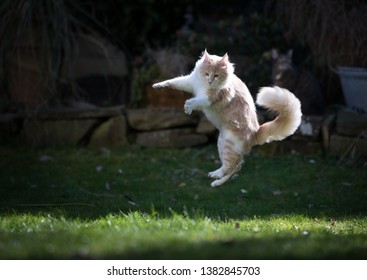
[153,50,302,187]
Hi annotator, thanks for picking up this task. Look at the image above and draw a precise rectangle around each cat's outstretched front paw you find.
[152,81,170,89]
[184,98,195,115]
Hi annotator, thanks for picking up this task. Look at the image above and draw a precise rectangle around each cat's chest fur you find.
[196,82,232,129]
[203,106,222,129]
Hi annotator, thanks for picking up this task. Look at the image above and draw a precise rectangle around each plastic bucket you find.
[338,66,367,112]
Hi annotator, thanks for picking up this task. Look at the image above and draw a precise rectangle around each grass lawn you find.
[0,144,366,259]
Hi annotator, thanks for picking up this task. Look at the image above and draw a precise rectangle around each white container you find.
[338,66,367,112]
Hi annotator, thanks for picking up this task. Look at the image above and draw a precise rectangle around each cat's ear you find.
[287,49,293,59]
[203,49,210,62]
[219,53,229,68]
[271,49,279,60]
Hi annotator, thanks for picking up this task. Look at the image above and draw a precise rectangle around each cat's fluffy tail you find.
[255,86,302,145]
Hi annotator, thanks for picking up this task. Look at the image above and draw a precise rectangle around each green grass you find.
[0,145,366,259]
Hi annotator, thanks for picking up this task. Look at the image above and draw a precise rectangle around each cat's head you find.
[197,50,234,87]
[271,49,295,84]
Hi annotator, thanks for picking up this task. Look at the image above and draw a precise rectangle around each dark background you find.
[1,0,367,110]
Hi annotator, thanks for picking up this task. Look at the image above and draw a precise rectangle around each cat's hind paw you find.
[211,179,225,187]
[208,169,223,179]
[210,180,220,187]
[210,174,232,187]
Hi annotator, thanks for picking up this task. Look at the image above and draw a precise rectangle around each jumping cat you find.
[153,50,302,187]
[271,49,324,115]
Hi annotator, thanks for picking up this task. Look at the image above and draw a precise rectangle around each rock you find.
[144,82,191,109]
[321,114,336,152]
[330,134,367,157]
[23,119,97,147]
[196,116,217,135]
[253,140,322,156]
[59,33,129,106]
[135,128,208,148]
[19,105,124,120]
[336,109,367,137]
[88,115,128,148]
[126,108,197,131]
[69,33,128,79]
[293,115,323,140]
[19,106,128,147]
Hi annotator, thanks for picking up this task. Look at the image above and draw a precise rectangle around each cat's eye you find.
[214,74,219,78]
[205,73,209,77]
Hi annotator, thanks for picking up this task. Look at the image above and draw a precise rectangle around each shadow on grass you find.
[1,228,366,259]
[0,145,366,220]
[109,235,367,260]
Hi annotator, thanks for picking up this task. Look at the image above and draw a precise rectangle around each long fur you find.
[256,86,302,144]
[153,50,302,187]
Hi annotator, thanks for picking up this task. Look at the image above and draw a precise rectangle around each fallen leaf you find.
[38,155,54,162]
[95,165,103,172]
[272,190,282,196]
[231,174,239,181]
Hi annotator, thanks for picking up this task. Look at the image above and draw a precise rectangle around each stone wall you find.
[1,106,366,161]
[253,109,367,160]
[126,108,214,148]
[0,106,215,149]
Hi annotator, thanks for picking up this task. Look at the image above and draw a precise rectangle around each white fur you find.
[153,51,233,99]
[153,52,302,188]
[256,86,302,143]
[153,53,233,117]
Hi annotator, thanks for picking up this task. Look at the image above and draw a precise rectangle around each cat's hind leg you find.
[208,132,225,179]
[208,168,224,179]
[210,161,242,187]
[209,131,244,187]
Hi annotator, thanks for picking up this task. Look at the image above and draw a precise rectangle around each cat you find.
[153,50,302,187]
[271,49,324,115]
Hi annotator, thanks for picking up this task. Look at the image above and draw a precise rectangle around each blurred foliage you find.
[176,13,285,57]
[275,0,367,68]
[174,12,290,92]
[72,0,193,54]
[3,0,354,109]
[0,0,78,109]
[274,0,367,103]
[130,63,160,107]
